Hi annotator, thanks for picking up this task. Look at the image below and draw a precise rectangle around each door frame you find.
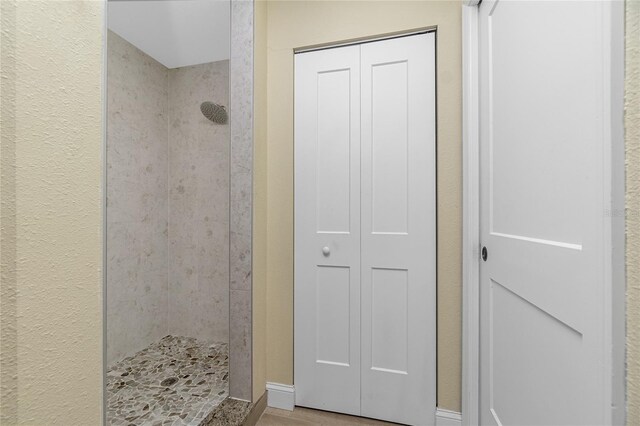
[460,1,626,425]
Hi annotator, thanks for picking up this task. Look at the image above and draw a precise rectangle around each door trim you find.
[461,4,480,426]
[461,1,625,425]
[266,382,295,411]
[293,26,436,54]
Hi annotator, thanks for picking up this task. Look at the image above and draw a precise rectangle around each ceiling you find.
[108,0,230,69]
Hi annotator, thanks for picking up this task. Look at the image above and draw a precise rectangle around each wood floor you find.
[256,407,399,426]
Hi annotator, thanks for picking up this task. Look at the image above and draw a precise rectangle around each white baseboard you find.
[266,382,295,411]
[264,386,459,424]
[435,408,462,426]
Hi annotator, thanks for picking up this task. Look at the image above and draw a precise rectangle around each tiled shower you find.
[106,30,232,425]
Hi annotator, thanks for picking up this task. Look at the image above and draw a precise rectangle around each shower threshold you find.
[107,336,228,426]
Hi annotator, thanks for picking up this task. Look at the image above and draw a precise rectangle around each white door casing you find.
[294,33,436,425]
[478,1,613,424]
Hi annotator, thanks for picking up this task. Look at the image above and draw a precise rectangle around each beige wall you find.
[253,0,268,402]
[262,0,462,411]
[627,0,640,423]
[0,1,104,423]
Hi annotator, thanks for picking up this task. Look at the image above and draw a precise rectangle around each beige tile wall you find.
[229,0,255,401]
[168,61,230,343]
[107,31,170,364]
[107,31,230,363]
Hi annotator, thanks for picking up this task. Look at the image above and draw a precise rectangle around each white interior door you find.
[294,44,361,416]
[360,34,436,425]
[294,33,436,425]
[479,1,611,424]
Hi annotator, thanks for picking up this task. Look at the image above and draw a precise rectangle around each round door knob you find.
[322,246,330,256]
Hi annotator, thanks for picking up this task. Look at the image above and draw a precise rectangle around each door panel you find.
[489,280,585,425]
[370,60,409,234]
[316,69,352,233]
[294,45,361,415]
[315,266,351,365]
[479,1,608,424]
[370,267,409,374]
[361,33,436,425]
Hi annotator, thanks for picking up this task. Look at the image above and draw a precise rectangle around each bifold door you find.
[294,33,436,426]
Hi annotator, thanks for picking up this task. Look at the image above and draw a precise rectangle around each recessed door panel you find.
[371,268,408,374]
[317,69,352,233]
[316,266,351,366]
[487,0,597,245]
[371,61,409,234]
[489,280,584,426]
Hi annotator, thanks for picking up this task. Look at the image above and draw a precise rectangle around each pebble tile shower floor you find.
[107,336,228,425]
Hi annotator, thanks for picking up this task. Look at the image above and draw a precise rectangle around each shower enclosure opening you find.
[105,1,232,424]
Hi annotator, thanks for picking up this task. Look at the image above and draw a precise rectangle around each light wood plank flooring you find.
[256,407,399,425]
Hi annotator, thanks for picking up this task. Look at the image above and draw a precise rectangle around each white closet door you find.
[294,45,361,415]
[294,33,436,425]
[360,33,436,425]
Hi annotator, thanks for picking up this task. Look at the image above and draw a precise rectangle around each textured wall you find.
[107,31,169,364]
[168,61,230,343]
[627,0,640,423]
[0,1,104,423]
[263,0,462,411]
[229,0,254,401]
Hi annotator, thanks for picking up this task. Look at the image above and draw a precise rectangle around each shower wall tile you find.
[229,0,254,401]
[229,289,252,399]
[168,61,230,343]
[230,0,254,294]
[108,30,232,367]
[106,31,169,365]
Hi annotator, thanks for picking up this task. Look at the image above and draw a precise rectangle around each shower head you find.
[200,102,228,124]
